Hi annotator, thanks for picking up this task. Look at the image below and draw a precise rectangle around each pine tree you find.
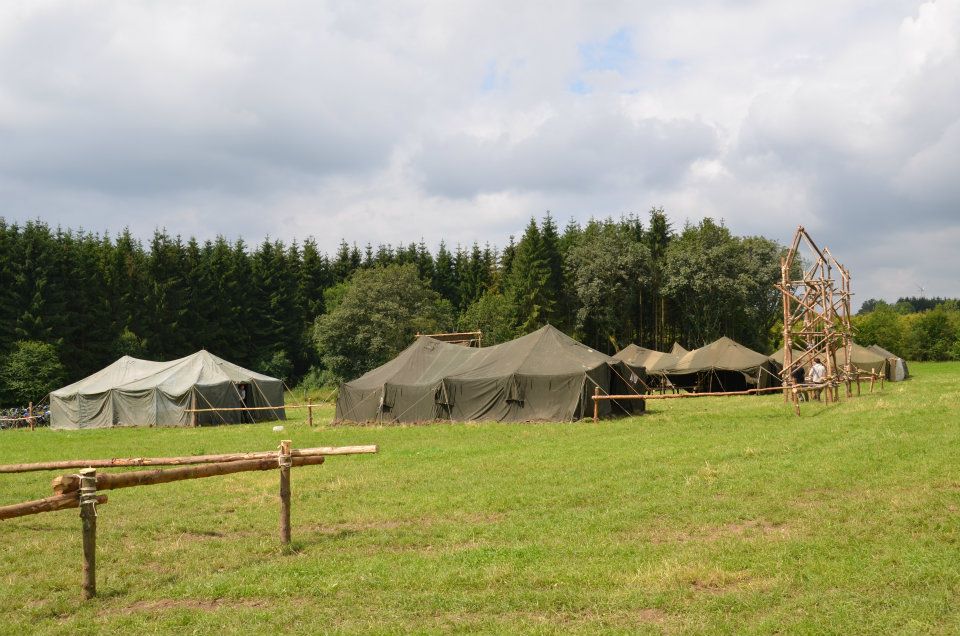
[432,241,458,307]
[539,212,565,326]
[504,218,553,333]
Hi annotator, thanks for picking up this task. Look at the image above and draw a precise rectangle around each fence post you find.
[28,402,34,431]
[279,440,292,545]
[593,386,600,423]
[79,468,97,599]
[307,399,313,427]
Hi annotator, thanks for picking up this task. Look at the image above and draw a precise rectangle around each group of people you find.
[791,357,828,401]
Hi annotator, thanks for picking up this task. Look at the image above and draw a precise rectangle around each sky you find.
[1,0,958,307]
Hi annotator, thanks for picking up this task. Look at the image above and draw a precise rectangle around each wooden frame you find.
[775,226,856,413]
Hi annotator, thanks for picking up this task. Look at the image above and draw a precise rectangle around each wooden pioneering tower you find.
[776,226,855,406]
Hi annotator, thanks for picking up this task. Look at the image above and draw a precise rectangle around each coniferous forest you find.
[1,209,788,405]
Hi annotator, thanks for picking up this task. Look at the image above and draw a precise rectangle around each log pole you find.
[79,468,97,600]
[870,369,876,393]
[0,492,107,521]
[307,399,313,427]
[279,440,292,545]
[593,386,600,422]
[54,455,325,494]
[6,445,376,474]
[28,402,34,431]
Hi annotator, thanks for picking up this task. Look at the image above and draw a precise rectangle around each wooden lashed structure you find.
[775,226,857,405]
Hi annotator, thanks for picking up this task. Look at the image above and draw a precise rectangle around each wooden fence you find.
[0,442,377,599]
[591,370,885,420]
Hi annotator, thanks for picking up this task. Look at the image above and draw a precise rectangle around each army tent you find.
[869,345,909,381]
[670,342,689,355]
[613,345,681,390]
[768,344,888,379]
[846,343,888,377]
[336,325,644,423]
[50,351,284,429]
[613,344,681,373]
[664,336,778,392]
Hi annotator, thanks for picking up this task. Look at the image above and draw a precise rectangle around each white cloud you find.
[0,0,958,305]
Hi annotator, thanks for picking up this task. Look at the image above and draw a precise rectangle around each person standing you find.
[792,364,807,401]
[809,357,827,401]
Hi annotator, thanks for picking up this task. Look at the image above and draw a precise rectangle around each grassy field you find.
[1,363,959,634]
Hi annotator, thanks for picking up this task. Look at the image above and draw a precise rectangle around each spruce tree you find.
[432,241,458,307]
[504,218,553,333]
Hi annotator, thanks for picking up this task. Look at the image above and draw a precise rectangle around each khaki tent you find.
[869,345,909,381]
[336,325,644,423]
[50,351,284,429]
[613,345,681,391]
[664,336,778,392]
[670,342,689,356]
[769,344,887,379]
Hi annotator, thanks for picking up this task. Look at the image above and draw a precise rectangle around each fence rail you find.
[0,441,377,599]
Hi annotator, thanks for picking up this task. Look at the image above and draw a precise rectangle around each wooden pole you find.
[593,385,787,401]
[279,440,291,545]
[307,399,313,427]
[870,370,876,393]
[28,402,34,431]
[593,386,600,422]
[191,391,198,427]
[0,491,107,520]
[53,455,325,494]
[79,468,97,600]
[792,388,801,417]
[5,445,377,474]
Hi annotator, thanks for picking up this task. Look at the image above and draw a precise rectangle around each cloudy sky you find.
[1,1,958,306]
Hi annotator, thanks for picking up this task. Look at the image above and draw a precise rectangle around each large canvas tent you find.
[664,336,778,392]
[336,325,644,423]
[868,345,909,381]
[612,345,681,391]
[50,351,284,429]
[769,343,888,380]
[612,344,681,373]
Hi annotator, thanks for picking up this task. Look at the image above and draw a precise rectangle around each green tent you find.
[664,336,778,392]
[769,343,888,379]
[336,325,645,423]
[50,351,285,429]
[846,343,888,376]
[612,344,681,392]
[868,345,909,381]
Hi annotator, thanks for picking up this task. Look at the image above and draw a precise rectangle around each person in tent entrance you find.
[237,383,251,423]
[809,358,827,401]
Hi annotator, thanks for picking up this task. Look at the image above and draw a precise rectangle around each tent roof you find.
[769,344,886,366]
[613,344,681,373]
[670,342,688,355]
[669,336,769,373]
[344,336,480,390]
[447,324,610,380]
[849,342,887,366]
[343,324,613,389]
[51,350,279,398]
[769,347,809,366]
[869,344,901,359]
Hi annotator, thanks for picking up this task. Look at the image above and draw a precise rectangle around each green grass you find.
[1,364,959,634]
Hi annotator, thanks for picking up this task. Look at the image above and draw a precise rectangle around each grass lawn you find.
[1,363,959,634]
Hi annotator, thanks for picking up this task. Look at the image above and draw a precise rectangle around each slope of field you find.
[1,363,958,634]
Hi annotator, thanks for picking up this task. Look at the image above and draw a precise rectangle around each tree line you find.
[0,210,785,405]
[853,298,960,362]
